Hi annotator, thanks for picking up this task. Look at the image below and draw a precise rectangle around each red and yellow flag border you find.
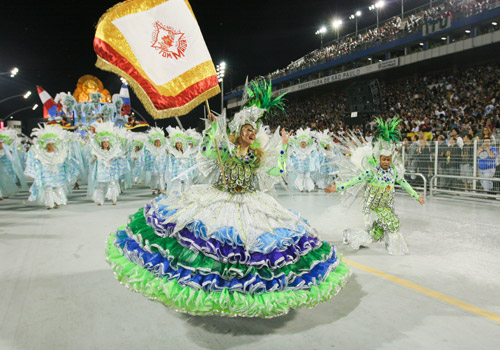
[94,0,220,119]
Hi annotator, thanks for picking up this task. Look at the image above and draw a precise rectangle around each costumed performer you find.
[166,126,193,195]
[105,80,350,318]
[144,127,168,195]
[288,128,320,192]
[313,129,340,189]
[87,121,122,205]
[25,125,79,209]
[130,133,147,185]
[0,128,28,199]
[325,117,425,255]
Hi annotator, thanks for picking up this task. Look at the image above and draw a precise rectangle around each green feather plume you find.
[246,80,287,113]
[373,116,402,142]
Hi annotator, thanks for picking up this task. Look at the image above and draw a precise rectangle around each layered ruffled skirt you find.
[106,185,350,318]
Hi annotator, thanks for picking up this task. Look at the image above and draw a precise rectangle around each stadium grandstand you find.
[226,0,500,200]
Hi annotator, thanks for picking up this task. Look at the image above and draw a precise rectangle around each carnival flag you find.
[94,0,220,119]
[37,86,57,119]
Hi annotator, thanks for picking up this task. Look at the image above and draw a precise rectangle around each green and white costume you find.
[337,164,419,255]
[105,80,350,317]
[335,117,421,255]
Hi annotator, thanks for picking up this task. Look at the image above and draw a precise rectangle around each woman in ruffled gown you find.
[144,127,168,195]
[24,125,79,209]
[165,126,195,195]
[87,122,122,206]
[105,83,350,318]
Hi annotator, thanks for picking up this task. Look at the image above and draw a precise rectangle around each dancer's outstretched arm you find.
[396,177,425,205]
[325,170,373,193]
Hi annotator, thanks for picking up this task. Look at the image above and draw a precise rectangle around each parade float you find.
[37,75,149,131]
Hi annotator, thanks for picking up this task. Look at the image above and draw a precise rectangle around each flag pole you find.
[205,100,227,186]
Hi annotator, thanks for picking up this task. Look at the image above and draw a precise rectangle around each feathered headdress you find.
[0,128,18,145]
[372,116,402,157]
[147,127,165,145]
[293,128,314,147]
[115,127,130,147]
[228,105,266,135]
[166,126,186,148]
[93,121,118,144]
[228,80,286,135]
[131,133,147,147]
[313,129,333,148]
[184,128,201,146]
[31,124,68,148]
[246,80,287,112]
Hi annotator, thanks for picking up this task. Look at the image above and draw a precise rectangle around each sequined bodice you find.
[215,158,256,194]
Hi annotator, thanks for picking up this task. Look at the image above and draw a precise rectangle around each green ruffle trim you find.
[106,232,351,318]
[126,210,333,280]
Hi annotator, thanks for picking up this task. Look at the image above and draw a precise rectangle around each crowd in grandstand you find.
[264,0,499,80]
[264,62,500,192]
[266,63,500,138]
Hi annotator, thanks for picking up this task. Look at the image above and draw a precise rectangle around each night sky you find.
[0,0,430,130]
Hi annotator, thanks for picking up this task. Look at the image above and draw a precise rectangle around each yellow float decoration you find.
[73,75,112,103]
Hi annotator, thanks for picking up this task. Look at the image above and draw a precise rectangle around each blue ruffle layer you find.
[115,229,338,295]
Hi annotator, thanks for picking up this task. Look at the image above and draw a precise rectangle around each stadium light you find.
[332,19,342,40]
[315,26,327,48]
[370,1,385,30]
[492,22,498,26]
[1,104,39,122]
[465,29,471,34]
[0,67,19,77]
[350,11,362,36]
[0,91,31,105]
[216,62,226,112]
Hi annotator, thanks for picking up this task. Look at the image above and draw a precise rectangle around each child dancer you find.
[326,118,425,255]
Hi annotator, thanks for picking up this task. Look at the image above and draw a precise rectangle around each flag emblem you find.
[151,21,187,59]
[94,0,220,119]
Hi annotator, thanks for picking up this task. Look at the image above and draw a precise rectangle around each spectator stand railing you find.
[402,140,500,200]
[396,172,427,198]
[270,0,490,80]
[429,175,500,198]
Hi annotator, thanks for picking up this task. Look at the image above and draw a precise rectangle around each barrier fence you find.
[400,139,500,199]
